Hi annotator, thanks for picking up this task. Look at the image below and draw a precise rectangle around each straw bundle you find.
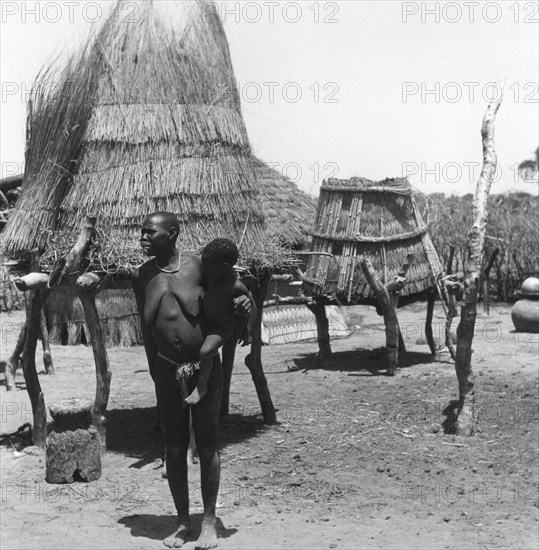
[1,0,288,271]
[304,178,444,304]
[251,156,317,249]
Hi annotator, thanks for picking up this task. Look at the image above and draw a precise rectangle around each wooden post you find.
[398,325,406,353]
[454,81,504,436]
[307,301,332,363]
[244,271,276,425]
[79,290,111,454]
[40,309,55,375]
[425,291,438,356]
[220,335,238,418]
[482,248,499,315]
[21,288,47,448]
[5,325,25,391]
[360,255,414,376]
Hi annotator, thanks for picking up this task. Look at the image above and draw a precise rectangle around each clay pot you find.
[520,277,539,298]
[511,299,539,333]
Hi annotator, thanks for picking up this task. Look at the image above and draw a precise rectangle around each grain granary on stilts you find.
[301,177,448,375]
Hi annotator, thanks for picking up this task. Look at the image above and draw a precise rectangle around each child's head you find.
[201,238,239,279]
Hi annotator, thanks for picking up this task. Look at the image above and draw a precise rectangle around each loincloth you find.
[157,352,200,404]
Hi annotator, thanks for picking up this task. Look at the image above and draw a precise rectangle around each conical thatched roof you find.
[304,177,444,304]
[1,0,284,271]
[251,156,317,249]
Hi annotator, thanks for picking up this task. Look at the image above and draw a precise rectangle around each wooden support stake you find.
[425,291,438,356]
[307,301,332,363]
[454,80,504,436]
[220,335,238,419]
[244,272,276,425]
[360,255,414,376]
[79,290,111,454]
[40,309,54,375]
[21,288,47,447]
[5,325,25,391]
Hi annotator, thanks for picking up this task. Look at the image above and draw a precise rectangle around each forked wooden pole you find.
[5,326,25,392]
[245,271,276,424]
[425,291,437,356]
[360,254,414,375]
[79,290,111,453]
[40,310,54,375]
[21,287,47,447]
[454,81,504,436]
[307,301,332,363]
[220,334,238,418]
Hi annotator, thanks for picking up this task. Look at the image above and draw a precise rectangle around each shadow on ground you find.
[106,406,264,468]
[293,348,439,375]
[118,513,237,544]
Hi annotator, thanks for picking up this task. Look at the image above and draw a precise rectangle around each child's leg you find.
[185,335,223,405]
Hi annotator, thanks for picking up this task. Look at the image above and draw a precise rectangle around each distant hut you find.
[302,177,446,373]
[251,156,316,249]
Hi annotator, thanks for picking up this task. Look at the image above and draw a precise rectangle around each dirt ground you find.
[1,302,538,550]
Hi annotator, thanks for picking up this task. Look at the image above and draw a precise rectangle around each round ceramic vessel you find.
[520,277,539,298]
[511,299,539,333]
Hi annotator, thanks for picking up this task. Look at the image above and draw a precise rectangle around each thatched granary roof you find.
[1,0,286,271]
[251,156,317,249]
[303,177,444,305]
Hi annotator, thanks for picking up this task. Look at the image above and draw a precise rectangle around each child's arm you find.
[233,281,257,346]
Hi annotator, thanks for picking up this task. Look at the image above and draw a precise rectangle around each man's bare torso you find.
[133,254,205,362]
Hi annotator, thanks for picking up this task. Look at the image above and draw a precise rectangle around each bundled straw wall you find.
[1,0,280,271]
[304,178,444,304]
[46,287,142,347]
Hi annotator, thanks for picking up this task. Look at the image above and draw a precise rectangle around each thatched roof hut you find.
[303,177,444,306]
[1,0,279,271]
[251,156,317,249]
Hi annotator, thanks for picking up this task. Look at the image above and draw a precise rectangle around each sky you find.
[0,0,538,197]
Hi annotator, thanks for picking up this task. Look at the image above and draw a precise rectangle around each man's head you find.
[140,212,180,256]
[201,238,239,280]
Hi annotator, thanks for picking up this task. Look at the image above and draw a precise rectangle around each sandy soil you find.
[1,302,538,550]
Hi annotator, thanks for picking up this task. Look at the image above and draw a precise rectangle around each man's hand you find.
[233,295,252,317]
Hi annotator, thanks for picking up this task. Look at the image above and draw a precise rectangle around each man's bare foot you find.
[164,522,190,548]
[185,384,208,405]
[195,519,218,549]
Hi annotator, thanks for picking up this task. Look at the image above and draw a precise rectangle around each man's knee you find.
[166,445,188,461]
[195,443,219,459]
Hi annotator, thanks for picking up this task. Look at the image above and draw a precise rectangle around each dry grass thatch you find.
[1,0,290,272]
[304,177,444,304]
[46,287,142,347]
[251,156,317,249]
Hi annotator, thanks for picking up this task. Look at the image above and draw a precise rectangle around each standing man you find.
[132,212,249,549]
